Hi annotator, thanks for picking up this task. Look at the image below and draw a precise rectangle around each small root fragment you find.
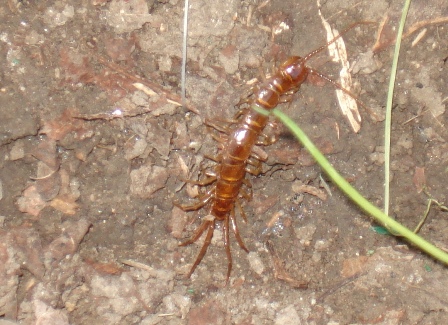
[266,240,308,288]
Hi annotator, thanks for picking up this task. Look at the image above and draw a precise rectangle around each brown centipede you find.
[175,22,373,283]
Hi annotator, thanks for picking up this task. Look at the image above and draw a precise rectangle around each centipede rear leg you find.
[179,206,249,281]
[230,204,249,251]
[223,206,249,282]
[223,214,232,282]
[180,217,216,278]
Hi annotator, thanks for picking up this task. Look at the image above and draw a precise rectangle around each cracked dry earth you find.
[0,0,448,324]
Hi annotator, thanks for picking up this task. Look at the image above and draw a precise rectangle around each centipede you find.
[175,22,373,283]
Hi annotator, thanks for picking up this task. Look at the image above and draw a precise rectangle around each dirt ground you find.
[1,0,448,324]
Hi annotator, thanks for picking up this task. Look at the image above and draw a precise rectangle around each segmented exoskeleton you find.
[175,22,371,282]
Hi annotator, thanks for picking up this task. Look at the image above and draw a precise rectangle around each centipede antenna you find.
[181,0,190,108]
[308,67,379,120]
[303,21,375,62]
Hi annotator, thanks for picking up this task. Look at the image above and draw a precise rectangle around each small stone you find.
[130,165,168,198]
[10,140,25,160]
[314,239,331,251]
[275,305,302,325]
[248,252,265,275]
[218,45,239,74]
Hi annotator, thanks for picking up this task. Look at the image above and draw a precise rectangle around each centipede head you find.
[279,56,309,85]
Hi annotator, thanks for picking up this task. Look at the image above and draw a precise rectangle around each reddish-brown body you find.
[175,56,312,281]
[212,56,309,219]
[175,23,370,282]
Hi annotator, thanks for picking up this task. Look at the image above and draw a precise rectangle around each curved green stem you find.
[272,108,448,265]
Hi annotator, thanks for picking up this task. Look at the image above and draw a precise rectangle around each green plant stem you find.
[272,108,448,265]
[384,0,412,216]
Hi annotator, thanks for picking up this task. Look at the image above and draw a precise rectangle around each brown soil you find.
[1,0,448,324]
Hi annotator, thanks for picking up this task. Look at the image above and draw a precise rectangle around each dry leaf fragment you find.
[40,108,86,141]
[292,182,327,201]
[49,195,79,215]
[84,258,124,275]
[317,3,361,133]
[341,256,369,278]
[413,166,426,194]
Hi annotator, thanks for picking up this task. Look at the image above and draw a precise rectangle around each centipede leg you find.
[233,106,250,120]
[235,198,248,223]
[241,177,252,190]
[181,218,215,278]
[174,188,214,211]
[204,153,223,163]
[308,67,379,119]
[278,87,300,104]
[249,145,268,162]
[230,206,249,252]
[205,119,237,136]
[246,157,260,167]
[223,214,232,283]
[240,188,253,204]
[245,158,262,176]
[239,187,252,202]
[181,176,217,186]
[235,83,260,109]
[207,131,227,145]
[256,130,278,146]
[179,218,210,246]
[246,164,261,176]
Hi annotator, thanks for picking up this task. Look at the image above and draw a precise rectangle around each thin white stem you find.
[181,0,190,108]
